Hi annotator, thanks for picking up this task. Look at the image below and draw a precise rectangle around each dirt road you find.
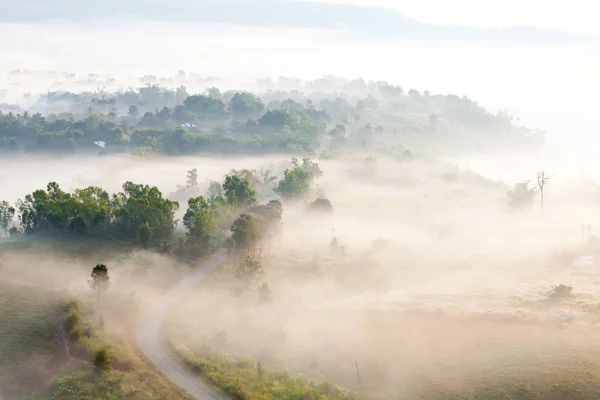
[136,251,227,400]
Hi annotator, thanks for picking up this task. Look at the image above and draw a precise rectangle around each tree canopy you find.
[231,213,261,250]
[223,175,257,207]
[274,158,323,200]
[0,76,545,158]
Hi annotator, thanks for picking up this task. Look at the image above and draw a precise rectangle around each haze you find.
[3,2,600,399]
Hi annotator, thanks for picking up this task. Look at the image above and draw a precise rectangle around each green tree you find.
[88,264,111,307]
[250,200,283,229]
[0,200,15,236]
[137,222,153,248]
[274,158,322,199]
[72,186,111,234]
[112,181,179,245]
[274,168,311,199]
[183,196,217,255]
[223,175,257,207]
[183,94,226,115]
[231,214,260,250]
[229,92,265,117]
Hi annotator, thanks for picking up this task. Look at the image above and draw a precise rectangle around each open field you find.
[0,281,66,399]
[0,236,200,399]
[166,240,600,400]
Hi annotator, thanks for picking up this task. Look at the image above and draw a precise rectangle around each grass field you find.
[0,278,195,400]
[0,236,200,400]
[167,342,357,400]
[0,280,67,399]
[162,244,600,400]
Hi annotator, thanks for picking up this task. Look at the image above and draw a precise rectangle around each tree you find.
[507,181,537,209]
[223,175,257,207]
[231,214,260,250]
[183,94,226,115]
[309,197,333,214]
[408,88,420,97]
[274,159,322,200]
[186,168,198,188]
[328,124,347,147]
[274,168,311,199]
[537,169,552,212]
[183,196,216,255]
[205,87,222,100]
[207,181,222,199]
[88,264,111,307]
[250,200,283,226]
[229,92,265,116]
[0,200,15,236]
[228,169,261,189]
[237,255,262,281]
[137,222,153,248]
[112,181,179,245]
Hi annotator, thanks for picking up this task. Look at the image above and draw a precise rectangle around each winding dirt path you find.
[136,251,227,400]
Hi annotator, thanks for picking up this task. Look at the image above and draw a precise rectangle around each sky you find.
[313,0,598,34]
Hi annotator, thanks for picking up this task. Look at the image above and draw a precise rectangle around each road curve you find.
[136,251,227,400]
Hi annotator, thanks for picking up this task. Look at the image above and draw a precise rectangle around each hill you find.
[1,0,592,42]
[0,77,545,158]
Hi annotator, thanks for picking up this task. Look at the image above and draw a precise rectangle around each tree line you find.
[0,78,544,157]
[0,158,326,257]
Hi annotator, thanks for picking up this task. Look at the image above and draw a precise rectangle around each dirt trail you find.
[136,251,227,400]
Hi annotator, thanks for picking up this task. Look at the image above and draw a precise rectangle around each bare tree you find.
[537,169,552,211]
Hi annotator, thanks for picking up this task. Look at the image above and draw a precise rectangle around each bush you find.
[547,284,573,301]
[68,324,83,341]
[94,348,112,372]
[308,197,333,214]
[64,298,85,341]
[64,309,81,332]
[63,298,82,313]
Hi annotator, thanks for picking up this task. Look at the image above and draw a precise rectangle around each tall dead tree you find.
[537,169,552,212]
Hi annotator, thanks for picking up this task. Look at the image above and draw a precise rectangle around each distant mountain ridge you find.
[2,0,594,42]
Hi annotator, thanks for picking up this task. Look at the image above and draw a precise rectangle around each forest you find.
[0,75,545,158]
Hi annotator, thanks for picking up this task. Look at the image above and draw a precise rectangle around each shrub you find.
[68,324,83,341]
[64,297,84,341]
[308,197,333,214]
[94,348,112,372]
[63,298,82,314]
[547,284,573,301]
[64,309,82,332]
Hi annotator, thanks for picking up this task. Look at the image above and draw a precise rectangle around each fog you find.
[2,19,600,157]
[3,11,600,398]
[2,152,600,396]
